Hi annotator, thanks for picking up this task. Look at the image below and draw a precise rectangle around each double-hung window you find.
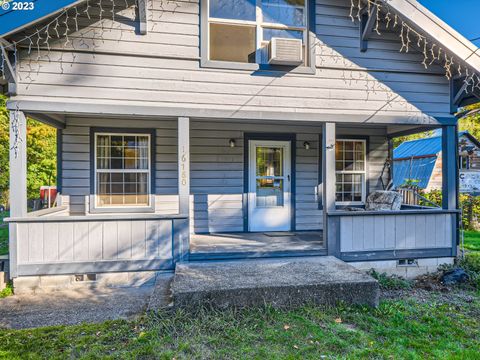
[206,0,309,67]
[335,139,366,205]
[94,133,151,209]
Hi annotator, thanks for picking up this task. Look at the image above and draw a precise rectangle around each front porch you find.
[5,113,460,283]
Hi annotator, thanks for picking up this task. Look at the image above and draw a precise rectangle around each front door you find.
[248,140,292,232]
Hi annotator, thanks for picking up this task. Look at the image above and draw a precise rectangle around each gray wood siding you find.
[339,212,454,252]
[13,0,452,121]
[16,218,173,266]
[61,117,179,214]
[60,119,389,233]
[190,121,325,233]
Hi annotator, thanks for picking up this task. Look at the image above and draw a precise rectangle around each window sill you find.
[201,59,316,75]
[88,202,156,214]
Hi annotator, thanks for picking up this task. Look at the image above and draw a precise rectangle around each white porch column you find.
[178,117,190,215]
[322,122,339,256]
[9,110,27,278]
[175,117,190,262]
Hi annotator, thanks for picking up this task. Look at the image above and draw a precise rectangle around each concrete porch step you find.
[172,256,379,309]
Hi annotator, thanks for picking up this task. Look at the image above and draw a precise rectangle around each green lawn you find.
[0,211,8,256]
[0,291,479,359]
[464,231,480,252]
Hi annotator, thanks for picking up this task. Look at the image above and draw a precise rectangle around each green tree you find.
[26,119,57,200]
[0,94,57,206]
[393,130,433,148]
[459,103,480,139]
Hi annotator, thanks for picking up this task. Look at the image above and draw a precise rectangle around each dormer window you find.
[202,0,313,71]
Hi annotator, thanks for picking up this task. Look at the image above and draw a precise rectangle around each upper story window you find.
[95,133,151,208]
[206,0,309,66]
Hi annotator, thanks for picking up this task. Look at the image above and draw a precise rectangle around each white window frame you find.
[206,0,309,66]
[93,132,153,211]
[335,139,367,206]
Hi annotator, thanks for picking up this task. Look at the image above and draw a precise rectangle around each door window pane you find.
[209,0,256,21]
[209,23,256,63]
[256,179,284,207]
[256,147,283,176]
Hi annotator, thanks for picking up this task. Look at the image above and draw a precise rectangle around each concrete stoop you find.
[172,256,379,309]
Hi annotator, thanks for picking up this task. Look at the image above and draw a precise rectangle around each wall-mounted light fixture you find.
[303,141,310,150]
[229,139,236,148]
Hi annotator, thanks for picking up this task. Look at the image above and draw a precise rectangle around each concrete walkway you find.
[0,274,173,330]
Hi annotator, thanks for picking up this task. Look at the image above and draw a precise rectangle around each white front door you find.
[248,140,292,232]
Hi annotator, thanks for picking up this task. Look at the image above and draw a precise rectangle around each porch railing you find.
[6,212,189,277]
[327,209,458,261]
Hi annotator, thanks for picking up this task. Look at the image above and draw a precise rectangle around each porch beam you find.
[5,100,459,126]
[9,110,27,278]
[137,0,148,35]
[26,112,66,129]
[387,125,438,139]
[360,5,376,52]
[322,122,339,257]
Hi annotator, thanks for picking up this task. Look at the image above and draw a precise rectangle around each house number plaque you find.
[181,147,188,186]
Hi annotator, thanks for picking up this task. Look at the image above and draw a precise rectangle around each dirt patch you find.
[381,270,478,308]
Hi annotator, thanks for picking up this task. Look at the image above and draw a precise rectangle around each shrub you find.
[458,254,480,289]
[367,269,413,290]
[419,190,480,231]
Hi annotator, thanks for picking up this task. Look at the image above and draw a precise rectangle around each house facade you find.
[1,0,479,288]
[393,131,480,194]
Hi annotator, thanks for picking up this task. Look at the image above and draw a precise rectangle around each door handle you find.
[287,175,290,182]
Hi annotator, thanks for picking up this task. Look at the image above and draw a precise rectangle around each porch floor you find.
[190,231,325,259]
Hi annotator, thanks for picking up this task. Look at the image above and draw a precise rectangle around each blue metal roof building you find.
[393,131,476,189]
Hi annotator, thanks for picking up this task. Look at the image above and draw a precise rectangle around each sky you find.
[419,0,480,46]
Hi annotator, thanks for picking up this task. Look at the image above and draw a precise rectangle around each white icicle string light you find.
[1,0,140,84]
[85,0,91,19]
[74,7,80,32]
[349,0,480,91]
[374,1,381,35]
[10,103,22,159]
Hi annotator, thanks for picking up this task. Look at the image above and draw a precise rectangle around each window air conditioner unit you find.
[268,37,303,66]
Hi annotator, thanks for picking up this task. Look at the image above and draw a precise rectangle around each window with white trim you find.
[95,133,151,207]
[335,139,366,204]
[207,0,308,65]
